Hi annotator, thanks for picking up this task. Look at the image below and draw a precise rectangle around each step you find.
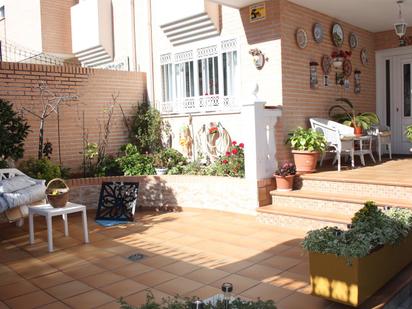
[256,205,351,231]
[271,190,412,218]
[299,174,412,201]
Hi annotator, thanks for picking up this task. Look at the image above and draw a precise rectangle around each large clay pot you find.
[274,175,295,191]
[292,150,319,173]
[354,126,362,136]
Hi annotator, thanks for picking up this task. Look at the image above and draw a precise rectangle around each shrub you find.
[130,101,163,154]
[302,201,412,264]
[116,144,155,176]
[286,127,326,152]
[19,158,62,183]
[153,148,186,169]
[212,141,245,177]
[0,99,30,161]
[405,125,412,143]
[95,155,123,177]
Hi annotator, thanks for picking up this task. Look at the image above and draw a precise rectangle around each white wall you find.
[112,0,133,64]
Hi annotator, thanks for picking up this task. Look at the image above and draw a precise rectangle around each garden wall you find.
[67,175,260,215]
[0,62,147,173]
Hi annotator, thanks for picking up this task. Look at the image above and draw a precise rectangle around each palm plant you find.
[328,98,379,130]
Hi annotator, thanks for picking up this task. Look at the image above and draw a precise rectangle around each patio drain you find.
[128,253,145,261]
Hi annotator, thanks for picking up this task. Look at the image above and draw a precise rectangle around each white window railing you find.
[160,95,238,114]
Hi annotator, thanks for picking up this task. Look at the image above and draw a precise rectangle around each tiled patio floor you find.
[0,209,382,309]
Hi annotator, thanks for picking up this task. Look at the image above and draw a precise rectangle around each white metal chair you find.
[310,118,355,171]
[368,125,392,161]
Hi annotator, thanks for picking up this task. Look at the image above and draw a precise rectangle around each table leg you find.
[46,214,54,252]
[62,213,69,237]
[359,140,365,166]
[82,209,89,244]
[29,212,34,245]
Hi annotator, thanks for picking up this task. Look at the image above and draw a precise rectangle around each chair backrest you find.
[0,168,27,180]
[309,118,342,149]
[310,118,354,136]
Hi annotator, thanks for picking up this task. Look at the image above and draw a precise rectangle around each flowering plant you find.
[274,162,296,177]
[331,50,352,59]
[209,127,218,135]
[215,141,245,177]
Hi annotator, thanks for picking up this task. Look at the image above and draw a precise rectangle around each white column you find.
[241,85,282,181]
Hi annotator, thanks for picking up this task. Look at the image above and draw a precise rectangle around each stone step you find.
[271,190,412,218]
[256,205,351,231]
[299,173,412,201]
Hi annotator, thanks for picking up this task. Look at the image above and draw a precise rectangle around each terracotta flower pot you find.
[274,174,295,191]
[292,150,319,174]
[354,126,363,136]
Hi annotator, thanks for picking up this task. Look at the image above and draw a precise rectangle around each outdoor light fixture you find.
[191,300,205,309]
[249,48,268,70]
[394,0,408,45]
[221,282,233,309]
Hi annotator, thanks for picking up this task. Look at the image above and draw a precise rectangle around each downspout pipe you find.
[148,0,155,105]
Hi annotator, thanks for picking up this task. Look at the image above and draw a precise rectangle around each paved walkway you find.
[0,209,364,308]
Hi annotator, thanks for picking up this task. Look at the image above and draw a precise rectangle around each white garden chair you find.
[310,118,355,171]
[368,125,392,161]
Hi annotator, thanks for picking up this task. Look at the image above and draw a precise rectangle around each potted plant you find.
[153,152,169,175]
[405,125,412,152]
[153,148,187,175]
[302,201,412,307]
[286,127,327,173]
[273,162,296,191]
[329,98,379,136]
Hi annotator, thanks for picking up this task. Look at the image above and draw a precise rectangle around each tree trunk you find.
[38,118,44,159]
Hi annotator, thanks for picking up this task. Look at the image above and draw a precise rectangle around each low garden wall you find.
[67,175,262,215]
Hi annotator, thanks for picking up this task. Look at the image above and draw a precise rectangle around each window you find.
[161,63,173,102]
[175,61,194,98]
[198,56,219,96]
[222,51,237,96]
[0,6,5,19]
[404,63,411,117]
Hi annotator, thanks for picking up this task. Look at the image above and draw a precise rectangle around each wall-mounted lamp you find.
[249,48,269,70]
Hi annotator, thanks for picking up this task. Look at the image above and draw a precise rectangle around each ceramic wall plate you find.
[349,32,358,49]
[332,23,344,47]
[296,28,308,49]
[321,55,332,75]
[343,59,352,77]
[361,48,368,66]
[313,23,324,43]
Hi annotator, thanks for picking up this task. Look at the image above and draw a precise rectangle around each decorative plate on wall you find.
[343,59,352,77]
[360,48,368,66]
[296,28,308,49]
[332,23,344,47]
[349,32,358,49]
[313,23,324,43]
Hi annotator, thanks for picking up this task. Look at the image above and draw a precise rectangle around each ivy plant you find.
[0,99,30,161]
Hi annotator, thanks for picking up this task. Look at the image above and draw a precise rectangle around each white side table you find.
[353,135,376,166]
[29,202,89,252]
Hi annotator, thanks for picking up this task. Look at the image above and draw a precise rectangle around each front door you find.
[393,55,412,154]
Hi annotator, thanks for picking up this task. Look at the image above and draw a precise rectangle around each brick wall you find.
[66,175,259,214]
[0,62,147,173]
[277,0,376,161]
[40,0,74,55]
[374,27,412,51]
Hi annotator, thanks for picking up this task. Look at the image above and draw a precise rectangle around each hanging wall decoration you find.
[249,48,269,70]
[361,48,369,66]
[313,23,324,43]
[354,70,361,94]
[310,61,319,89]
[296,28,308,49]
[343,59,352,89]
[321,55,332,86]
[332,23,344,47]
[349,32,358,49]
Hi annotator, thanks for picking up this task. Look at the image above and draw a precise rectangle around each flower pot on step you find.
[354,126,362,136]
[292,150,319,173]
[274,175,295,191]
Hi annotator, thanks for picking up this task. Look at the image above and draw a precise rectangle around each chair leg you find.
[378,139,382,161]
[337,152,341,172]
[351,149,355,168]
[388,144,392,159]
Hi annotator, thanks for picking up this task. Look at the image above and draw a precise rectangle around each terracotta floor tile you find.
[0,301,8,309]
[184,285,221,299]
[210,274,259,294]
[156,277,204,296]
[95,301,121,309]
[0,280,38,300]
[93,255,134,270]
[4,290,56,309]
[47,280,93,300]
[63,289,114,309]
[80,271,126,288]
[161,261,201,276]
[100,279,148,298]
[133,269,177,287]
[0,271,23,287]
[260,256,302,271]
[113,262,153,277]
[269,271,310,291]
[237,264,283,282]
[140,255,177,268]
[277,291,332,309]
[287,262,310,277]
[240,283,294,302]
[123,289,172,307]
[36,301,71,309]
[30,271,73,289]
[62,262,106,279]
[184,267,230,285]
